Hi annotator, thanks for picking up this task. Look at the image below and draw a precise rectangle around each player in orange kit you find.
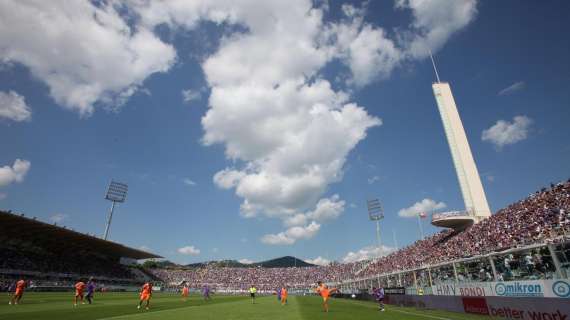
[182,284,190,301]
[315,281,339,313]
[9,279,26,305]
[74,280,86,306]
[137,282,153,310]
[280,287,288,305]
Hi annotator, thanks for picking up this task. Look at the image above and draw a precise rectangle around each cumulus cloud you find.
[342,245,395,263]
[0,1,176,116]
[329,6,401,87]
[0,159,31,187]
[396,0,478,59]
[398,198,446,218]
[261,222,321,245]
[177,245,201,256]
[482,115,532,149]
[49,213,68,223]
[498,81,525,96]
[0,91,31,122]
[238,258,254,264]
[182,89,202,103]
[305,256,330,266]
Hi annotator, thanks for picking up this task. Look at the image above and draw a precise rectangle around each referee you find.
[249,285,257,304]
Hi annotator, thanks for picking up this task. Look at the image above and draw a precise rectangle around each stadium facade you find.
[431,81,491,229]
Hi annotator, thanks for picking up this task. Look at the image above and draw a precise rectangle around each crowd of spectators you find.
[0,246,137,282]
[358,180,570,278]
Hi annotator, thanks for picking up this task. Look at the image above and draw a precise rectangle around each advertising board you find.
[431,279,570,299]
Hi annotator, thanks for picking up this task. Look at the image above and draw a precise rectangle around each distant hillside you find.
[252,256,315,268]
[186,260,248,268]
[146,256,316,269]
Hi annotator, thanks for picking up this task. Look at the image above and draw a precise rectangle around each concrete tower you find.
[428,53,491,229]
[432,82,491,221]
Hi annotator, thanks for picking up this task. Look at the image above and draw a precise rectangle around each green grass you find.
[0,292,488,320]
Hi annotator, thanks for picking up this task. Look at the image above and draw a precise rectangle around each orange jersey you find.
[75,282,86,291]
[141,283,152,295]
[281,288,288,297]
[182,287,189,295]
[16,280,26,291]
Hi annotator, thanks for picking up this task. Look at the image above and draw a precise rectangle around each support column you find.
[489,256,498,281]
[548,244,564,278]
[452,262,459,283]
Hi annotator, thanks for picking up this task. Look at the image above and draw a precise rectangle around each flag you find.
[419,212,427,219]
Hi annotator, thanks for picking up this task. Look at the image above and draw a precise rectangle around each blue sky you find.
[0,0,569,265]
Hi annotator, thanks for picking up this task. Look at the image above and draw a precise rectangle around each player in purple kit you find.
[86,278,96,304]
[202,285,211,301]
[372,287,385,311]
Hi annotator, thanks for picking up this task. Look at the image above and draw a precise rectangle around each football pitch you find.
[0,292,488,320]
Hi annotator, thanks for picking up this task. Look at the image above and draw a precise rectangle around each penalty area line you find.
[344,300,453,320]
[391,308,453,320]
[97,305,198,320]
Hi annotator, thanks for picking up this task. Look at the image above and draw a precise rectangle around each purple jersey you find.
[87,282,95,294]
[374,288,384,300]
[203,286,210,295]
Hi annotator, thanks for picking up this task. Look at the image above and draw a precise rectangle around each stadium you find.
[1,1,570,320]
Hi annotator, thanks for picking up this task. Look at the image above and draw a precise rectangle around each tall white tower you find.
[432,81,491,222]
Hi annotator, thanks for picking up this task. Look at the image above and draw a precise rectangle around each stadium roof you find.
[0,210,161,260]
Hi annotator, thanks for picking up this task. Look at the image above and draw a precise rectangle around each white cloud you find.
[306,194,345,222]
[0,1,176,116]
[283,214,309,228]
[396,0,478,59]
[329,8,401,87]
[342,245,395,263]
[398,198,446,218]
[305,256,330,266]
[238,258,254,264]
[261,221,321,245]
[0,91,31,122]
[177,245,201,256]
[182,89,202,103]
[192,2,381,240]
[183,178,197,186]
[212,247,219,253]
[0,159,31,187]
[367,175,380,184]
[498,81,525,96]
[482,115,532,149]
[49,213,68,223]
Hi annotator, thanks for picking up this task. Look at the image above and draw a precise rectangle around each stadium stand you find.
[0,210,161,291]
[356,180,570,279]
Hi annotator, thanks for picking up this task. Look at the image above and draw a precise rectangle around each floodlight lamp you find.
[367,199,383,221]
[105,181,128,203]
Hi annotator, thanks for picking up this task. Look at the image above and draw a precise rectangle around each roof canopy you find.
[0,210,161,260]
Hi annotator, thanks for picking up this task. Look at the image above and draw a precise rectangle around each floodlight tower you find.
[367,199,384,260]
[103,180,128,240]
